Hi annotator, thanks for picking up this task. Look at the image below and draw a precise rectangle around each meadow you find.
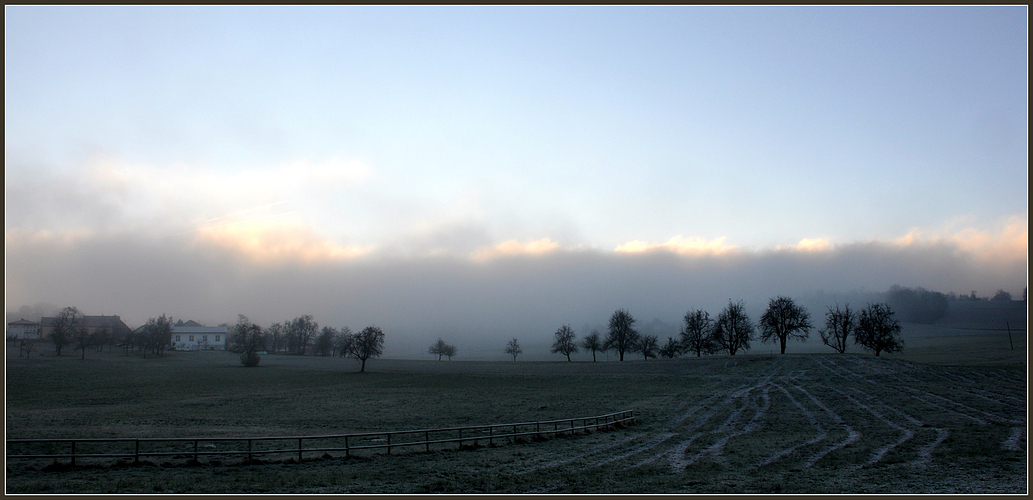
[4,305,1028,494]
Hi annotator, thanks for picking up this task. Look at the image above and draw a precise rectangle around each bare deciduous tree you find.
[428,337,457,360]
[19,338,38,358]
[144,314,173,357]
[713,300,755,356]
[680,309,715,357]
[551,324,579,361]
[581,330,603,362]
[505,338,522,361]
[74,322,96,360]
[759,296,813,355]
[659,337,681,359]
[234,314,264,367]
[266,322,284,354]
[636,334,659,360]
[856,303,904,356]
[819,303,855,353]
[287,315,318,355]
[605,309,639,361]
[346,325,385,372]
[334,326,353,358]
[49,306,82,356]
[315,326,337,357]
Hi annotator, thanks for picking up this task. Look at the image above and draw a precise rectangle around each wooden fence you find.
[6,410,635,467]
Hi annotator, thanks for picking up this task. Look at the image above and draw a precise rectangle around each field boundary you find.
[6,410,635,467]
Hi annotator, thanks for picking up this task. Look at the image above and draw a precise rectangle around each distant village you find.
[7,314,229,354]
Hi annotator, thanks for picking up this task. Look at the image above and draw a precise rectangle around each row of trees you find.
[543,297,904,362]
[47,307,173,359]
[232,315,385,371]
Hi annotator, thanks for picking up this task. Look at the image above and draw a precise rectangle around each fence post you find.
[458,428,462,449]
[248,439,252,461]
[70,441,76,466]
[1007,322,1014,350]
[135,440,140,464]
[387,433,391,455]
[536,421,540,439]
[345,436,350,458]
[489,426,493,447]
[425,431,430,453]
[299,438,303,462]
[194,440,198,462]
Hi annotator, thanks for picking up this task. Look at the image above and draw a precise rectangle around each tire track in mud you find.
[832,387,915,468]
[754,383,826,467]
[840,386,949,467]
[496,355,1022,488]
[1002,427,1026,451]
[629,357,789,471]
[504,356,793,477]
[790,382,861,468]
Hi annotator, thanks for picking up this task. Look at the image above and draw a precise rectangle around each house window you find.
[203,335,208,342]
[189,335,194,342]
[175,335,181,342]
[215,335,220,342]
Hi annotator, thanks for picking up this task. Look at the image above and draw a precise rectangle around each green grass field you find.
[6,327,1027,494]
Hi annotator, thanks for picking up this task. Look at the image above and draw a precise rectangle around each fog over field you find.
[4,6,1026,360]
[5,228,1025,360]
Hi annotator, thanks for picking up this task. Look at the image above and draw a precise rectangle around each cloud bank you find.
[5,221,1026,360]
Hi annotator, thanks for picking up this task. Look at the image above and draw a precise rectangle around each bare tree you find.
[505,338,522,361]
[856,303,904,356]
[266,322,284,354]
[48,306,82,356]
[288,315,318,355]
[659,337,681,359]
[551,324,579,361]
[713,300,755,356]
[636,334,659,360]
[581,330,603,362]
[335,326,354,358]
[234,314,265,367]
[19,338,38,358]
[680,309,715,357]
[346,325,385,372]
[315,326,337,357]
[74,322,95,360]
[144,314,173,357]
[759,296,813,355]
[604,309,639,361]
[819,303,855,353]
[428,337,457,361]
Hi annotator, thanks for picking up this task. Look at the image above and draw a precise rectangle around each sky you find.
[5,6,1028,360]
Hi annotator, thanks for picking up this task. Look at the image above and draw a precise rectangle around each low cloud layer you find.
[5,224,1025,360]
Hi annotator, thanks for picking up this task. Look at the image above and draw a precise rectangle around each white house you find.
[7,319,40,340]
[170,326,229,351]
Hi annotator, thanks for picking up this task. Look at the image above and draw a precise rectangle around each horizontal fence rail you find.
[6,410,635,467]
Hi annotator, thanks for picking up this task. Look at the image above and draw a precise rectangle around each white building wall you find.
[170,327,228,351]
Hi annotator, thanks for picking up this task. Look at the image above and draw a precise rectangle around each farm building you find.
[38,315,133,342]
[6,319,40,340]
[170,325,229,351]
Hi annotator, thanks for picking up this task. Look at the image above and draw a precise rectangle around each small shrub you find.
[240,351,261,367]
